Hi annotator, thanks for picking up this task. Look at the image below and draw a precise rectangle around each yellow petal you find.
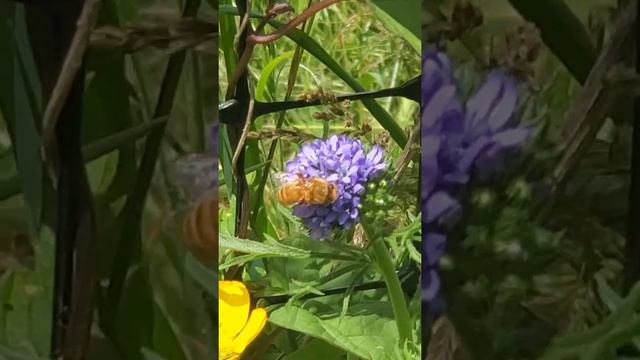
[229,307,267,355]
[219,281,250,340]
[220,352,240,360]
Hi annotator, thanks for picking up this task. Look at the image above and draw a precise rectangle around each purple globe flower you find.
[284,135,387,240]
[422,47,531,304]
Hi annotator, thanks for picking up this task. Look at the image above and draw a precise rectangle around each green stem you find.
[366,228,412,345]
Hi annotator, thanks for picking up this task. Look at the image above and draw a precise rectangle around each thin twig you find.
[247,0,343,44]
[233,0,251,51]
[41,0,102,179]
[391,122,420,187]
[225,2,291,99]
[232,99,255,176]
[225,44,255,99]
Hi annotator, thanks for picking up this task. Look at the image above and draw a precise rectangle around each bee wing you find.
[272,172,298,187]
[170,153,217,202]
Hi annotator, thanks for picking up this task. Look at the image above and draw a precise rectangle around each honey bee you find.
[274,173,338,206]
[182,191,218,263]
[171,153,218,264]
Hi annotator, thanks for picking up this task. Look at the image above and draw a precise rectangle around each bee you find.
[274,173,338,206]
[182,190,218,263]
[171,153,218,264]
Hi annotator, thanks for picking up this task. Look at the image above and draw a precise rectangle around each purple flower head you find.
[285,135,387,240]
[422,48,531,304]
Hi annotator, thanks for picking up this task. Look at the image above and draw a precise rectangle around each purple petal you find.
[425,233,446,266]
[425,191,460,224]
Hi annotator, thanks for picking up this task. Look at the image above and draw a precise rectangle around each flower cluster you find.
[285,135,387,240]
[422,47,531,304]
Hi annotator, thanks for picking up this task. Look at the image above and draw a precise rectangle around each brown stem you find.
[247,0,344,44]
[41,0,102,178]
[225,0,342,98]
[232,99,255,176]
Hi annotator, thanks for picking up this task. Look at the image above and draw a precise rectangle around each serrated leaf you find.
[220,233,310,259]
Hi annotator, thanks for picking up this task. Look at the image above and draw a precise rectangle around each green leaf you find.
[0,4,43,232]
[86,152,119,195]
[594,274,640,352]
[83,32,138,201]
[220,233,310,259]
[148,233,214,360]
[255,51,295,102]
[0,117,167,201]
[219,124,234,199]
[218,0,238,79]
[151,303,188,360]
[268,302,402,360]
[112,266,154,360]
[184,252,217,296]
[83,116,167,160]
[594,273,622,312]
[369,0,420,52]
[281,338,345,360]
[0,344,47,360]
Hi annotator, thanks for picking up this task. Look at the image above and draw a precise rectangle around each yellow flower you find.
[219,280,267,360]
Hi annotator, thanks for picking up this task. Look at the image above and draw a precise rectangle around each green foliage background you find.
[0,0,216,359]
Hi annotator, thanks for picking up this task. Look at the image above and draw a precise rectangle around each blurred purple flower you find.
[422,47,531,303]
[423,49,456,108]
[285,135,387,240]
